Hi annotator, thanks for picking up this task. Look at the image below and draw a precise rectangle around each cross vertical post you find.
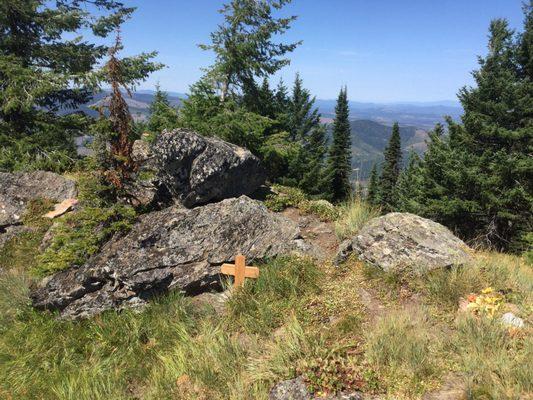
[234,254,246,287]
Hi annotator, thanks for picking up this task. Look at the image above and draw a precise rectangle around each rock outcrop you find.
[335,213,471,273]
[31,196,310,319]
[0,171,77,228]
[154,129,266,207]
[126,129,266,208]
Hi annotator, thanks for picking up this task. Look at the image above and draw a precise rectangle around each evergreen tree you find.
[242,77,276,118]
[366,163,380,207]
[396,152,423,213]
[199,0,300,101]
[324,87,352,202]
[288,73,320,141]
[274,78,290,115]
[147,84,179,136]
[0,0,133,137]
[413,6,533,251]
[300,125,328,196]
[379,122,402,211]
[272,78,291,132]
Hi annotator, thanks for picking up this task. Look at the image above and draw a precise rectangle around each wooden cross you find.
[220,254,259,288]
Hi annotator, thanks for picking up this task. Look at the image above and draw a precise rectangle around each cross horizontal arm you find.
[221,264,260,278]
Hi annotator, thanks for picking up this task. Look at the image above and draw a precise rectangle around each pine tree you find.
[379,122,402,211]
[273,78,291,132]
[147,84,179,136]
[0,0,133,137]
[412,6,533,251]
[199,0,300,102]
[242,77,276,118]
[288,73,320,141]
[324,87,352,202]
[396,152,423,213]
[300,125,328,196]
[366,163,380,207]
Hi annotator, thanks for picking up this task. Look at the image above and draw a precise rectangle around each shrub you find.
[299,199,339,222]
[335,198,380,240]
[265,184,308,212]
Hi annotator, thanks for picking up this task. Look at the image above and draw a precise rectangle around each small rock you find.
[190,291,229,315]
[501,312,524,328]
[269,377,310,400]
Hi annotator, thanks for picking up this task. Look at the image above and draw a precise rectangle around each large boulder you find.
[31,196,311,319]
[126,129,266,208]
[335,213,471,273]
[0,171,77,228]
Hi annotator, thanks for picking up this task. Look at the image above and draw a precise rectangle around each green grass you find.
[453,315,533,398]
[364,309,440,396]
[353,251,533,398]
[0,256,325,400]
[225,256,321,334]
[334,198,381,240]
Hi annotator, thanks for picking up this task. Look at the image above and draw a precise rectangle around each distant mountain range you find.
[316,99,462,130]
[72,90,462,180]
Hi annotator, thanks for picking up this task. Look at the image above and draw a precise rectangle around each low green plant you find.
[298,350,363,396]
[265,185,338,221]
[334,198,380,240]
[265,184,308,212]
[299,199,339,221]
[34,205,137,276]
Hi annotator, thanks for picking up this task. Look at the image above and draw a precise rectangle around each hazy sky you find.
[115,0,526,102]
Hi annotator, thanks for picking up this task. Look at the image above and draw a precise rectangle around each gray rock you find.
[270,377,311,400]
[31,196,310,319]
[269,377,365,400]
[124,140,168,208]
[335,213,471,273]
[0,171,77,227]
[501,312,525,328]
[153,129,266,208]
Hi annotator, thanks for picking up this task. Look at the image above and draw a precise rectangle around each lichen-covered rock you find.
[153,129,265,207]
[31,196,311,319]
[269,377,310,400]
[124,139,170,208]
[335,213,471,273]
[269,377,366,400]
[0,171,77,227]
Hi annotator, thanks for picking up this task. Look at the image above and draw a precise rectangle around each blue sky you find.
[114,0,526,102]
